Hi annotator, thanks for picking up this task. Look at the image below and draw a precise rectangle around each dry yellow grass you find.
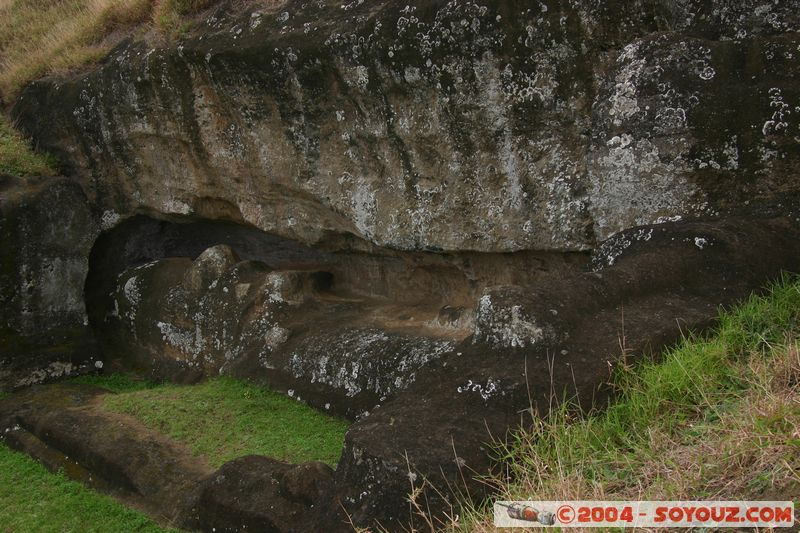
[407,279,800,532]
[151,0,217,34]
[0,0,148,101]
[0,0,222,103]
[0,0,225,175]
[441,347,799,533]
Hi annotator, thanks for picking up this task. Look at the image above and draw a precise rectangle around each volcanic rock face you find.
[87,217,582,418]
[11,0,800,253]
[0,176,99,389]
[3,0,800,531]
[101,242,463,416]
[191,456,336,532]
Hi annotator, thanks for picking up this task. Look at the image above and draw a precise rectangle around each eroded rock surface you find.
[70,213,800,530]
[100,242,465,417]
[331,215,800,528]
[0,176,99,390]
[3,0,800,531]
[11,0,800,253]
[80,213,582,419]
[190,456,336,533]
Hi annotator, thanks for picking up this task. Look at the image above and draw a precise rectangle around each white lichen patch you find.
[15,361,76,387]
[589,133,695,241]
[474,294,547,348]
[266,325,290,347]
[287,329,454,397]
[609,41,645,126]
[591,227,654,270]
[162,198,193,215]
[100,210,122,231]
[654,215,683,224]
[265,273,287,303]
[763,87,792,136]
[121,275,141,323]
[157,321,205,359]
[351,178,378,239]
[456,377,504,401]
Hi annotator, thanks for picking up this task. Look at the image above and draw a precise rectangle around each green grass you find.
[101,376,349,468]
[578,274,800,454]
[0,116,57,177]
[0,443,178,533]
[447,275,800,531]
[0,376,345,530]
[70,372,158,394]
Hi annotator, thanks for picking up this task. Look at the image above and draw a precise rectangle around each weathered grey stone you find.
[99,242,463,417]
[4,1,800,531]
[104,253,290,380]
[183,244,239,292]
[12,0,800,253]
[0,175,99,390]
[331,215,800,529]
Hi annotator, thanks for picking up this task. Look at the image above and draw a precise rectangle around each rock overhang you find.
[2,0,800,530]
[12,0,800,255]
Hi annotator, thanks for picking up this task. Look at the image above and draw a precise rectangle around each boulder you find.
[11,1,800,253]
[191,456,341,533]
[98,241,462,418]
[0,175,99,390]
[329,215,800,528]
[3,0,800,529]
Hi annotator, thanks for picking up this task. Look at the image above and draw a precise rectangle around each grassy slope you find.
[0,0,148,100]
[0,116,57,176]
[70,372,160,393]
[450,277,800,531]
[0,445,179,533]
[0,376,346,531]
[0,0,219,101]
[0,1,231,181]
[0,1,224,180]
[88,376,349,468]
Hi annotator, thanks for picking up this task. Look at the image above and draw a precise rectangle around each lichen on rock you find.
[12,0,799,254]
[3,1,800,531]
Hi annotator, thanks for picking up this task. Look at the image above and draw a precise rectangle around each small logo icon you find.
[497,503,556,525]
